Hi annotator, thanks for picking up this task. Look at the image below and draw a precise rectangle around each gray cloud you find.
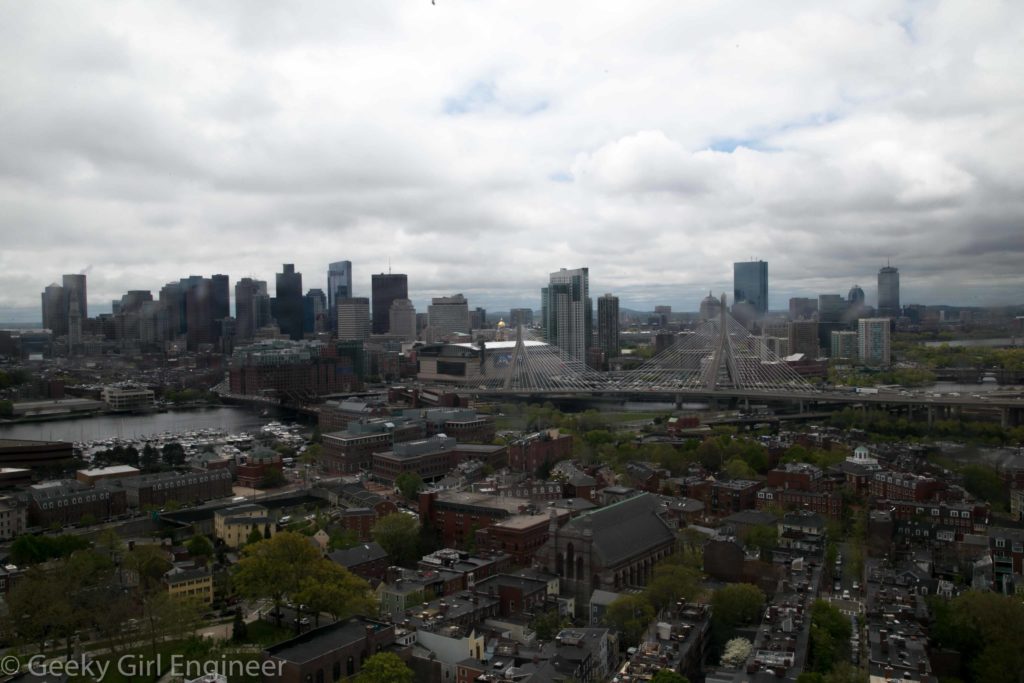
[1,0,1022,320]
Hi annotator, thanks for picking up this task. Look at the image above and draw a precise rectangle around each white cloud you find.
[0,0,1022,319]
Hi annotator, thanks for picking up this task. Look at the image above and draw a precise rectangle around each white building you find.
[100,386,155,411]
[543,267,591,361]
[337,297,370,341]
[427,294,470,342]
[857,318,891,366]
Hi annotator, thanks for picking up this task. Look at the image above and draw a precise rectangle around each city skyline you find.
[2,2,1022,320]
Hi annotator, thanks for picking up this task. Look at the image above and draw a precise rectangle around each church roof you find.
[565,493,675,567]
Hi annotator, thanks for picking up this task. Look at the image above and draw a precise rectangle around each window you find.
[996,538,1006,548]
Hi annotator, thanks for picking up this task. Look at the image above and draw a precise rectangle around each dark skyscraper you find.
[304,288,326,333]
[274,264,304,340]
[371,273,408,335]
[877,265,900,318]
[62,273,87,325]
[234,278,263,340]
[733,260,768,316]
[41,283,66,335]
[597,293,620,360]
[211,274,230,323]
[327,261,352,333]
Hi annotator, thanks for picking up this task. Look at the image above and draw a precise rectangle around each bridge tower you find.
[701,293,744,390]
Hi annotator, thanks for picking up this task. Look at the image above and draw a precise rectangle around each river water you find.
[0,406,276,443]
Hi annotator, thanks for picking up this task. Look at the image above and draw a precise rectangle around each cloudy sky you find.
[1,0,1022,321]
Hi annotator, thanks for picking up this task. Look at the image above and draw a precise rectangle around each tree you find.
[246,528,264,545]
[711,583,765,648]
[140,443,160,471]
[531,608,570,641]
[743,524,778,561]
[233,532,324,626]
[723,457,757,480]
[395,471,424,501]
[124,544,173,593]
[807,600,851,673]
[604,594,655,646]
[259,467,286,489]
[293,561,375,625]
[186,534,215,560]
[353,652,414,683]
[651,670,690,683]
[960,464,1008,509]
[372,513,421,567]
[721,637,753,668]
[162,442,186,467]
[300,443,322,465]
[644,564,701,612]
[929,590,1024,683]
[0,399,13,417]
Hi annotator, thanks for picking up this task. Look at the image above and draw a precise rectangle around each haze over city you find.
[2,0,1024,321]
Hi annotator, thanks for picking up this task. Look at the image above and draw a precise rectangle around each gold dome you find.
[497,318,507,328]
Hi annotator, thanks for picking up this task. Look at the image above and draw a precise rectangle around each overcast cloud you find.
[1,0,1022,319]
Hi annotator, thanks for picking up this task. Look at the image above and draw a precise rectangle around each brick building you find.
[870,471,946,502]
[419,490,535,548]
[236,447,283,488]
[27,480,127,527]
[680,478,763,518]
[103,469,233,509]
[508,430,574,473]
[261,617,397,683]
[228,340,360,397]
[766,463,824,492]
[756,488,844,519]
[322,419,427,474]
[474,508,571,565]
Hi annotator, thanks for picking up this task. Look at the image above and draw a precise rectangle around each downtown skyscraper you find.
[733,260,769,316]
[542,267,592,361]
[327,260,353,333]
[597,293,620,360]
[273,264,304,340]
[877,265,900,318]
[371,272,407,335]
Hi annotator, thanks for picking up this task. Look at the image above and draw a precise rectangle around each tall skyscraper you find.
[67,300,82,351]
[817,294,847,323]
[371,273,408,335]
[337,297,370,340]
[389,299,417,341]
[788,297,817,321]
[788,320,820,358]
[210,274,229,323]
[831,330,858,361]
[62,273,87,325]
[327,261,353,333]
[597,293,620,360]
[234,278,262,341]
[41,283,66,335]
[858,318,891,366]
[428,294,470,341]
[274,264,304,340]
[877,265,900,318]
[304,289,327,334]
[509,308,534,328]
[544,267,591,361]
[733,260,768,316]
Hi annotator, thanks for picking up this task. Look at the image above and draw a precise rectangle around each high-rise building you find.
[597,293,620,360]
[274,264,304,340]
[211,274,230,324]
[788,320,819,358]
[847,285,865,306]
[41,283,66,336]
[389,299,417,341]
[371,273,408,335]
[184,277,219,350]
[303,289,327,334]
[877,266,900,318]
[428,294,470,341]
[471,307,487,330]
[337,297,370,341]
[544,267,591,361]
[234,278,262,341]
[817,294,847,324]
[830,331,858,361]
[788,297,817,321]
[858,318,891,366]
[67,299,82,352]
[654,305,672,328]
[327,261,353,333]
[733,260,768,316]
[62,273,87,326]
[509,308,534,328]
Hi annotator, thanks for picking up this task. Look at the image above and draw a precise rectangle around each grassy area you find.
[240,619,295,646]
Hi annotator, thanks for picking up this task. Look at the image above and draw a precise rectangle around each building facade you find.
[733,260,768,316]
[877,265,900,318]
[858,318,891,366]
[544,267,592,361]
[596,294,620,363]
[371,273,408,335]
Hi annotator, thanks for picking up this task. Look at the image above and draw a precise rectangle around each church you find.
[535,493,678,615]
